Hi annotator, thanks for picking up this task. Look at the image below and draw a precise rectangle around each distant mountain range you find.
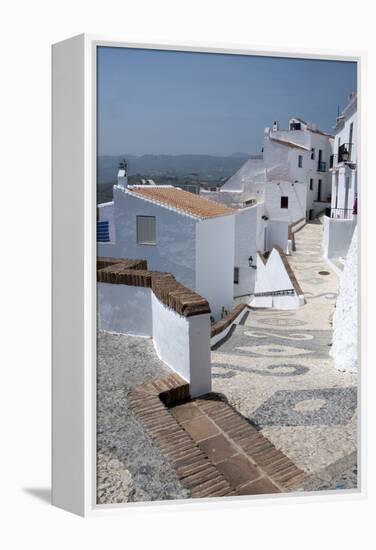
[97,153,250,185]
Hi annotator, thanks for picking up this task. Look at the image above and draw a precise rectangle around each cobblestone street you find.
[212,221,358,489]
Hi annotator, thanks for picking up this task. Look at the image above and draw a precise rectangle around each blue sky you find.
[97,47,357,157]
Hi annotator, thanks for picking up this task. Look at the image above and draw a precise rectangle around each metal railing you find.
[330,208,353,220]
[254,289,295,297]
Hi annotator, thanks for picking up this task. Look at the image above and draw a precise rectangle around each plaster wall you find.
[106,187,197,290]
[251,248,300,309]
[323,215,356,260]
[196,214,234,319]
[233,205,259,297]
[254,248,295,294]
[266,220,289,253]
[97,283,152,336]
[264,181,307,223]
[331,227,358,372]
[331,167,357,215]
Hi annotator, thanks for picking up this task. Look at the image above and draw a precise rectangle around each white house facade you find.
[202,116,334,254]
[97,184,236,320]
[323,93,357,268]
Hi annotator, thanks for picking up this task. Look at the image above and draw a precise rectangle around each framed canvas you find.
[52,34,364,517]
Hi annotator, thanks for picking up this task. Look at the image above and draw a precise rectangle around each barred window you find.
[137,215,156,245]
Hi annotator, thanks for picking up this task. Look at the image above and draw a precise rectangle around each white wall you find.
[98,201,115,242]
[267,220,289,253]
[323,215,357,260]
[264,180,307,223]
[250,248,301,309]
[331,227,358,372]
[196,214,234,319]
[331,166,357,215]
[97,283,152,336]
[98,283,212,397]
[101,187,197,290]
[233,205,259,298]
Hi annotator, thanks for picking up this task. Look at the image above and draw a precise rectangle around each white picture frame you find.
[52,34,365,517]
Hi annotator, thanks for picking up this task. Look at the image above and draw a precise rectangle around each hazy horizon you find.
[97,47,357,158]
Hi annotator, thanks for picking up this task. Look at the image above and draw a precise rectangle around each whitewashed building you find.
[97,183,236,320]
[323,93,357,269]
[202,116,334,254]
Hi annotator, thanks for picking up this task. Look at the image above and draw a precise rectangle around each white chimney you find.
[272,121,279,132]
[117,160,128,188]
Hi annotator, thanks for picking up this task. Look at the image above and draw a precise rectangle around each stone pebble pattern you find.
[129,374,308,498]
[97,256,211,317]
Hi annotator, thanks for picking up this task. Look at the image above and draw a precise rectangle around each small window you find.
[281,196,289,209]
[311,148,315,160]
[234,267,239,284]
[310,178,314,191]
[137,215,156,245]
[298,155,303,168]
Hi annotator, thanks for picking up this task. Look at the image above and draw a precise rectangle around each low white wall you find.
[267,220,289,253]
[98,283,211,397]
[250,248,301,310]
[151,293,211,397]
[331,227,358,372]
[323,215,356,260]
[98,283,152,337]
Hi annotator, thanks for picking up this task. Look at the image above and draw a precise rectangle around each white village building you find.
[323,93,357,270]
[202,116,334,253]
[97,181,236,320]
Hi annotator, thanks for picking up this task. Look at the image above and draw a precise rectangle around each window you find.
[234,267,239,284]
[311,148,315,160]
[137,215,156,244]
[310,178,313,191]
[281,196,289,209]
[298,155,303,168]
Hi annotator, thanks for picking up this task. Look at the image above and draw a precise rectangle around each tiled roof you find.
[270,137,310,151]
[127,186,235,219]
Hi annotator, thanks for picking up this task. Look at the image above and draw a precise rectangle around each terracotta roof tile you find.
[127,186,234,219]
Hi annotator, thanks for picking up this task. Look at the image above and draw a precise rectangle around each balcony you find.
[338,143,353,163]
[330,208,353,220]
[317,161,327,172]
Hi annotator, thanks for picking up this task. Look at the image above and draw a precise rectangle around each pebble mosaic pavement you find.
[212,221,358,489]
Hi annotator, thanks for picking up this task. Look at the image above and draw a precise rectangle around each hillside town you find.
[96,93,358,503]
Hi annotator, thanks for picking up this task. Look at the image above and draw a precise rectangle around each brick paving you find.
[129,375,307,497]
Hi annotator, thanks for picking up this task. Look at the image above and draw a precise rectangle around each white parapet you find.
[330,227,358,372]
[98,281,212,397]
